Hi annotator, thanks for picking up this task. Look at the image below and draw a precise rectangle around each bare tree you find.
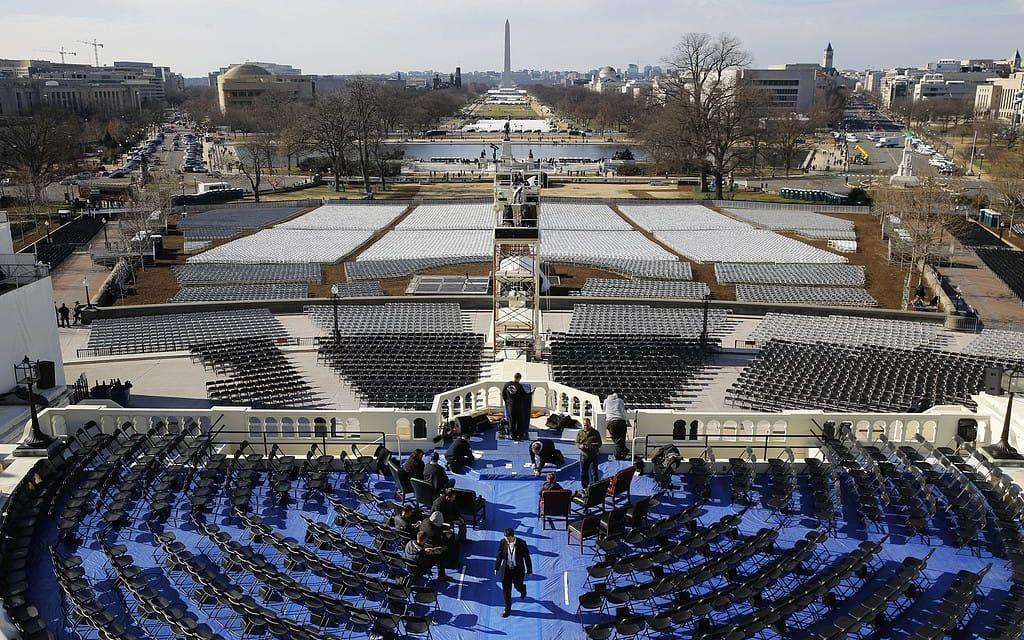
[308,93,354,192]
[990,146,1024,233]
[875,180,954,305]
[768,111,810,176]
[704,80,766,198]
[121,187,170,270]
[0,108,81,207]
[658,32,752,193]
[235,135,274,202]
[346,78,384,195]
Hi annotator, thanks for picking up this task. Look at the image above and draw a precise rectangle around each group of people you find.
[394,373,633,617]
[55,302,85,328]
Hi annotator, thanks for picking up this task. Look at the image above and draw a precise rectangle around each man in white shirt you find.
[603,393,630,460]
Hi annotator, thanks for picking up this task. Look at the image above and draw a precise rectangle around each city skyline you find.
[2,1,1023,77]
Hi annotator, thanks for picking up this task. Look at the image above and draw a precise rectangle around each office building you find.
[975,71,1024,123]
[216,63,316,113]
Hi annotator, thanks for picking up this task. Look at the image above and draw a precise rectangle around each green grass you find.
[472,103,539,119]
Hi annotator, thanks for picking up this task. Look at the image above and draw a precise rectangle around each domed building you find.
[216,62,315,113]
[589,65,625,93]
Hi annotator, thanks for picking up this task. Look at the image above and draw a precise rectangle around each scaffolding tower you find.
[492,135,543,359]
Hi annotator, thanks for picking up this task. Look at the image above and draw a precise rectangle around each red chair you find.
[539,489,572,530]
[606,466,635,506]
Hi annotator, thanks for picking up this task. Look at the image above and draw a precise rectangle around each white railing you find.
[430,379,605,428]
[629,405,984,460]
[25,395,996,460]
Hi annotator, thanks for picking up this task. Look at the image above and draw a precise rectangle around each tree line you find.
[183,80,475,200]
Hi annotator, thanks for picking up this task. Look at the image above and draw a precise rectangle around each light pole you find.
[101,217,109,249]
[82,278,93,308]
[14,356,53,450]
[330,284,341,342]
[44,220,51,244]
[986,364,1024,460]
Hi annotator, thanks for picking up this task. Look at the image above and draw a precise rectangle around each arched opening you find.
[922,420,938,442]
[872,420,888,441]
[248,417,262,437]
[264,417,278,438]
[855,420,871,441]
[314,418,328,438]
[298,417,312,438]
[906,420,921,439]
[739,420,755,441]
[890,420,904,442]
[413,418,427,439]
[281,417,295,438]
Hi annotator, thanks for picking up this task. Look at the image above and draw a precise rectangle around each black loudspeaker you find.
[984,366,1004,395]
[35,360,56,389]
[456,414,489,436]
[957,418,978,443]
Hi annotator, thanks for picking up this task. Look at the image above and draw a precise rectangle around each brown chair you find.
[606,466,635,507]
[625,495,652,529]
[539,489,572,530]
[572,477,611,516]
[568,514,602,551]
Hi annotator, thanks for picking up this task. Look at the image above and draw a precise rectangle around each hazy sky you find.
[3,0,1022,77]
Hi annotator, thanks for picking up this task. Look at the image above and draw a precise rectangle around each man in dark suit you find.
[493,527,532,617]
[501,373,527,440]
[422,452,453,491]
[419,511,454,581]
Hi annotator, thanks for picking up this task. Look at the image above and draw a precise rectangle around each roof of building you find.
[598,65,617,79]
[221,63,271,80]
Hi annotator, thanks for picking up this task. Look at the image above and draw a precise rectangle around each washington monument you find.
[500,19,513,88]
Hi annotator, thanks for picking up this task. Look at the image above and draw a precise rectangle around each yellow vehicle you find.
[852,144,869,164]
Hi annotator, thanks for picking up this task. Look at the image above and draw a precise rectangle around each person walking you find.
[575,418,603,487]
[494,528,532,618]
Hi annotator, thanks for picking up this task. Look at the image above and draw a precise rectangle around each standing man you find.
[575,418,603,487]
[603,393,630,460]
[494,528,532,618]
[72,301,83,326]
[501,373,526,440]
[58,303,71,328]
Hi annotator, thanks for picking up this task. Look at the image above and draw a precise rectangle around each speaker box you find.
[984,366,1004,395]
[35,360,56,390]
[957,418,978,443]
[456,413,491,436]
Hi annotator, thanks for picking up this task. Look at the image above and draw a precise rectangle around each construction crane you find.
[77,39,104,66]
[853,144,870,165]
[34,47,77,64]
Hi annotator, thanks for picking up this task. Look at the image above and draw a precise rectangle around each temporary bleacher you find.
[318,332,485,410]
[655,229,848,264]
[173,263,322,285]
[567,303,733,336]
[179,206,303,240]
[735,284,878,307]
[715,262,866,286]
[963,329,1024,361]
[192,336,320,408]
[170,284,309,302]
[86,308,287,355]
[726,339,1012,412]
[305,302,468,335]
[973,247,1024,303]
[326,281,385,297]
[20,216,104,270]
[188,229,374,264]
[576,278,710,300]
[748,312,946,349]
[549,334,718,408]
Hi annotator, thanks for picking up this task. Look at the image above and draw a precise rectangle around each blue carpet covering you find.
[28,429,1018,640]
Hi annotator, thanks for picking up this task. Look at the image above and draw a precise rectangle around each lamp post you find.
[44,220,51,244]
[330,284,341,342]
[101,217,109,250]
[14,356,53,449]
[82,278,93,308]
[985,364,1024,460]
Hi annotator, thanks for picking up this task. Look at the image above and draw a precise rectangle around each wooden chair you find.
[539,489,572,530]
[572,477,611,516]
[606,466,635,507]
[568,514,602,551]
